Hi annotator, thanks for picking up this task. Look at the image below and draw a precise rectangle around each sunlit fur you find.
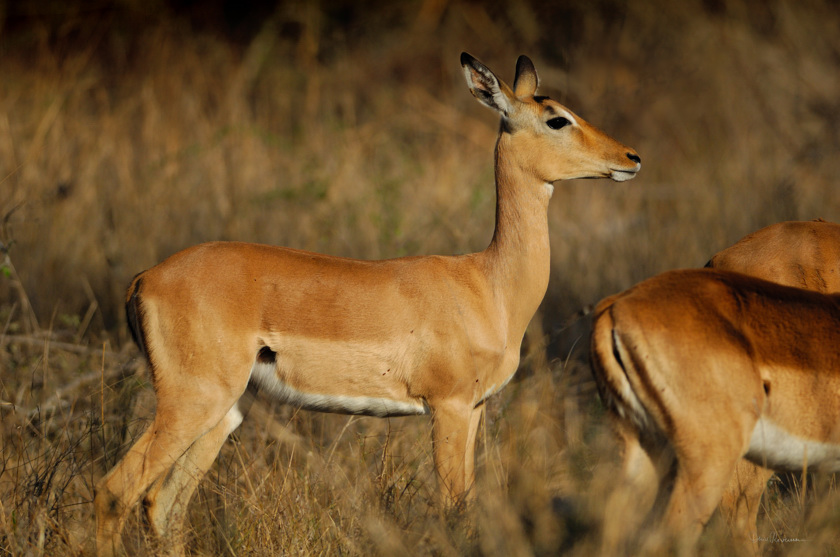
[591,267,840,554]
[94,53,640,557]
[707,218,840,553]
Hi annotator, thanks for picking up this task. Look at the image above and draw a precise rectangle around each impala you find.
[591,267,840,554]
[94,53,641,555]
[707,218,840,551]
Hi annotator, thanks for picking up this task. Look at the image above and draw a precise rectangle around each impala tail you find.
[590,299,652,434]
[125,273,149,359]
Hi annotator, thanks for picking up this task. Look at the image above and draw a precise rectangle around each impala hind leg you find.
[719,460,772,556]
[600,420,659,555]
[656,462,740,555]
[95,394,243,557]
[645,434,747,556]
[431,399,480,505]
[143,403,245,555]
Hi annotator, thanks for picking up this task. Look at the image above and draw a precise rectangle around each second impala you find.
[95,52,641,556]
[708,218,840,552]
[591,267,840,553]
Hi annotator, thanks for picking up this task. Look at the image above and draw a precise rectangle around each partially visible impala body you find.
[706,218,840,553]
[592,219,840,554]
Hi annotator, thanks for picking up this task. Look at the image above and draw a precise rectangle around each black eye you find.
[546,117,570,130]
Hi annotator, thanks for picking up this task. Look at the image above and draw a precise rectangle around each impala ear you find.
[513,55,538,98]
[461,52,515,116]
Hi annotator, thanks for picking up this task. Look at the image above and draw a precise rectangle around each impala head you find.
[461,52,641,184]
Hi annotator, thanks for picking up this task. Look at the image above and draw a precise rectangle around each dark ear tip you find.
[516,55,534,69]
[460,52,475,66]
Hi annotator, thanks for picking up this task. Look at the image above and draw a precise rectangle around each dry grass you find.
[3,0,840,555]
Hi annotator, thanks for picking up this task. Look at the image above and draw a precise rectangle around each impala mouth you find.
[610,168,640,182]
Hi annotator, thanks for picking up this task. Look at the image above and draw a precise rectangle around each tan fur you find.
[94,53,641,556]
[591,268,840,554]
[708,219,840,292]
[705,218,840,553]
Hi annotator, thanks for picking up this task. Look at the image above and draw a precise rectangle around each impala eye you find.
[546,117,570,130]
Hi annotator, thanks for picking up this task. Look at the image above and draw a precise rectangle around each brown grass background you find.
[2,0,840,554]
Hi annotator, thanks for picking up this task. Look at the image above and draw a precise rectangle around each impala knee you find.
[142,490,159,522]
[94,484,123,522]
[95,484,127,552]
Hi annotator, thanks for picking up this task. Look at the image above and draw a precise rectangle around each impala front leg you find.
[431,398,479,505]
[463,402,485,500]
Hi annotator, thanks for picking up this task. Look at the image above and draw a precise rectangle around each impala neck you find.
[484,132,553,335]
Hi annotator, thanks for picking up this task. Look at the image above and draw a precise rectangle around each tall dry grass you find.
[3,0,840,555]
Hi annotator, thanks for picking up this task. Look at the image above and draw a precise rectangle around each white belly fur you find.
[249,361,429,418]
[746,417,840,473]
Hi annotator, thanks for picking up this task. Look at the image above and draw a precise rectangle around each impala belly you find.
[745,417,840,473]
[248,335,429,418]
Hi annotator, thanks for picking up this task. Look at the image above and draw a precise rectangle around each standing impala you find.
[95,53,641,556]
[707,218,840,552]
[591,267,840,554]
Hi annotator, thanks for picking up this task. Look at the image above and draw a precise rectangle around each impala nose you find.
[627,153,641,165]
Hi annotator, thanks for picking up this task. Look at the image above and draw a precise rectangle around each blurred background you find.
[3,0,839,348]
[2,1,840,554]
